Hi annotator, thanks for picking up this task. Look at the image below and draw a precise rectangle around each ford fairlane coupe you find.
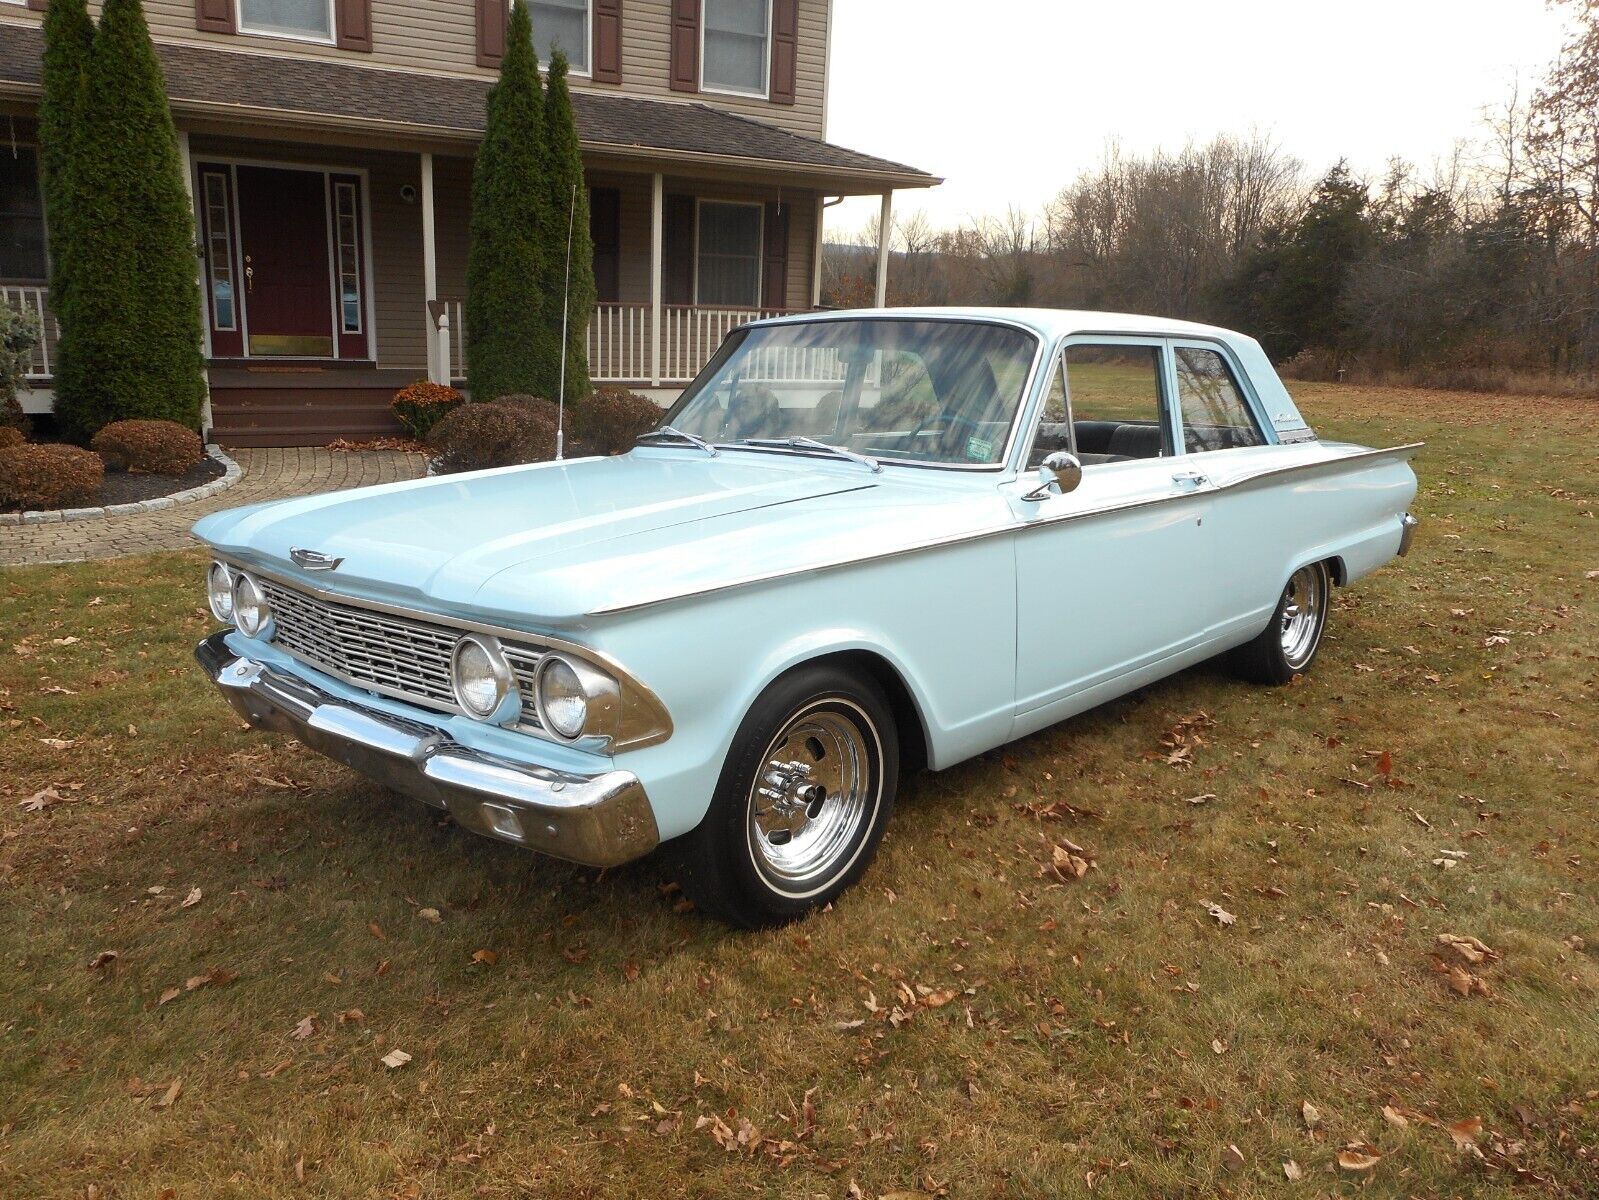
[194,309,1420,926]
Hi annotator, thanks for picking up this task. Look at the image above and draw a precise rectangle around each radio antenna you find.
[556,181,577,461]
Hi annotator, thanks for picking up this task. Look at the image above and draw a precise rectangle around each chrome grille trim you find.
[257,578,546,733]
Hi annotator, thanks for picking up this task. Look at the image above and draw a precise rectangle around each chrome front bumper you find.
[1398,512,1419,556]
[195,632,659,867]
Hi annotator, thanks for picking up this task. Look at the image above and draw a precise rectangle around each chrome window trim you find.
[587,442,1426,616]
[211,556,672,751]
[661,313,1047,475]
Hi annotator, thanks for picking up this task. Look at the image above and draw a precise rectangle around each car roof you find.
[750,306,1248,344]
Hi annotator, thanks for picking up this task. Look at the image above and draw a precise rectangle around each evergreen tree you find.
[53,0,205,440]
[540,50,594,406]
[466,0,555,403]
[38,0,93,310]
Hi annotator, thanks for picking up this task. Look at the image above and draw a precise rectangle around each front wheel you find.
[673,665,899,928]
[1229,561,1332,685]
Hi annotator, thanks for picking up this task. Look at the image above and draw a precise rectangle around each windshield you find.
[661,318,1039,467]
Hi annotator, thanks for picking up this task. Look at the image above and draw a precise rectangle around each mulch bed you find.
[96,456,226,507]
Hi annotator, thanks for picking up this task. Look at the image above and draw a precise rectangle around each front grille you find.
[258,578,546,732]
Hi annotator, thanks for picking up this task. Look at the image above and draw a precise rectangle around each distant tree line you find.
[826,0,1599,390]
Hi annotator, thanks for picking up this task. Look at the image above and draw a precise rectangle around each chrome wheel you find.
[1279,564,1328,670]
[746,699,881,898]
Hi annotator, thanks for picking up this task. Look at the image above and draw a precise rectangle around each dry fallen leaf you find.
[381,1049,412,1070]
[1381,1104,1409,1129]
[1337,1145,1382,1172]
[158,986,181,1006]
[417,907,443,924]
[180,887,202,909]
[1448,1117,1484,1151]
[1282,1159,1303,1181]
[153,1078,182,1109]
[291,1014,317,1041]
[19,787,62,813]
[1201,901,1237,927]
[471,949,499,967]
[1301,1100,1322,1130]
[1437,933,1499,965]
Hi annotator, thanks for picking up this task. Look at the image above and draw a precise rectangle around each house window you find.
[702,0,769,96]
[334,182,362,333]
[530,0,590,73]
[0,147,47,283]
[201,172,237,331]
[696,200,762,307]
[236,0,334,44]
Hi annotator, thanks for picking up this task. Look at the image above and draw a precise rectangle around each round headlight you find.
[451,634,515,721]
[207,560,234,623]
[536,655,588,740]
[231,572,270,638]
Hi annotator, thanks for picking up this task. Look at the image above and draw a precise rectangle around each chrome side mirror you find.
[1024,451,1082,501]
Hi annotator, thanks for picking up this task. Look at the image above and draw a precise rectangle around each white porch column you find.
[874,190,893,308]
[811,194,825,309]
[177,130,213,431]
[650,172,664,388]
[420,152,440,383]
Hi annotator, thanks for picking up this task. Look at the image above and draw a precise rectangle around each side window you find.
[1065,344,1167,461]
[1174,347,1266,452]
[1027,356,1070,468]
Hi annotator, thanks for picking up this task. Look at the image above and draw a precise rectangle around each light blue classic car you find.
[194,309,1420,926]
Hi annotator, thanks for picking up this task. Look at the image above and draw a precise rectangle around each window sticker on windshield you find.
[965,435,994,462]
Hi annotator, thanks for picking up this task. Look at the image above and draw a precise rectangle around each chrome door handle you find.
[1172,471,1209,487]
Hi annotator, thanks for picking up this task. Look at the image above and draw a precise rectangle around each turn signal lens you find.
[207,560,234,623]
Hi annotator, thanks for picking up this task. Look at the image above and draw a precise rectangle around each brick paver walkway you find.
[0,448,426,567]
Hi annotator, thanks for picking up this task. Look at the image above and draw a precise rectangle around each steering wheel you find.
[906,408,984,460]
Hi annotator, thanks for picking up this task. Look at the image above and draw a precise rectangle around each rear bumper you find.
[195,632,659,867]
[1398,512,1419,556]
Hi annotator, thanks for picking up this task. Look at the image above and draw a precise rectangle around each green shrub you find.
[390,380,464,440]
[91,418,202,474]
[0,442,103,510]
[0,426,25,450]
[426,402,557,475]
[578,385,662,454]
[0,302,40,435]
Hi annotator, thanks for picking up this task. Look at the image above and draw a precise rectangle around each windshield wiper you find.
[636,425,719,456]
[739,436,882,474]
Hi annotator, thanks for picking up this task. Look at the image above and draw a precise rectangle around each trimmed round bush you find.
[0,443,104,511]
[578,385,663,454]
[91,419,203,475]
[0,426,24,450]
[498,394,562,425]
[390,380,464,440]
[426,402,558,475]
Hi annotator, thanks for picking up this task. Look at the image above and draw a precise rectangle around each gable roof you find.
[0,22,938,191]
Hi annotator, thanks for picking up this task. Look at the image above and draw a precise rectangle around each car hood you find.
[193,452,1001,627]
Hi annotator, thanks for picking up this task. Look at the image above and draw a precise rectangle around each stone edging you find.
[0,445,243,528]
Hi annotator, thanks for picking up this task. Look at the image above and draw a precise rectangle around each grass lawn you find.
[1,382,1595,1199]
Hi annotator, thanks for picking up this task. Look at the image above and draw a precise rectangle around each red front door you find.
[235,166,334,357]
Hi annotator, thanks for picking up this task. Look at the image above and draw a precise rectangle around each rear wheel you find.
[674,664,898,928]
[1230,561,1332,685]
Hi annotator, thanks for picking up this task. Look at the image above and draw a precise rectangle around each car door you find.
[1008,337,1216,732]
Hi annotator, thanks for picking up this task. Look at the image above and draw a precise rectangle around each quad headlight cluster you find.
[207,560,273,638]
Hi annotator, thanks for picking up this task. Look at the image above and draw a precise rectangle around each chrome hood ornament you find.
[290,547,344,572]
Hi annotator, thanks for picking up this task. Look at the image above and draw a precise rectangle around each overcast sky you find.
[824,0,1573,237]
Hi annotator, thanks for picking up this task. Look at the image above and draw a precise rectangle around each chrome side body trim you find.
[587,443,1426,616]
[195,632,660,868]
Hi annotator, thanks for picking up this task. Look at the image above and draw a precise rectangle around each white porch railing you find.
[434,300,801,388]
[1,285,57,379]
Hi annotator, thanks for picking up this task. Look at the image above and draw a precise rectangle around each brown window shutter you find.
[762,201,789,310]
[335,0,373,52]
[592,0,623,84]
[663,194,695,305]
[25,0,49,12]
[590,187,622,302]
[195,0,236,34]
[477,0,507,68]
[770,0,797,106]
[669,0,699,93]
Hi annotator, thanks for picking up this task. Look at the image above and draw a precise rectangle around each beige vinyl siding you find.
[123,0,829,138]
[187,136,429,372]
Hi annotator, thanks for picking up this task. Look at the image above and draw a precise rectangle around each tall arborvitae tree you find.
[540,50,594,406]
[39,0,94,310]
[54,0,205,441]
[466,0,555,403]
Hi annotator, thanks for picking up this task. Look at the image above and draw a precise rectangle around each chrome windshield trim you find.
[586,442,1424,616]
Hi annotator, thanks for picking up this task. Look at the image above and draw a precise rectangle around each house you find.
[0,1,937,445]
